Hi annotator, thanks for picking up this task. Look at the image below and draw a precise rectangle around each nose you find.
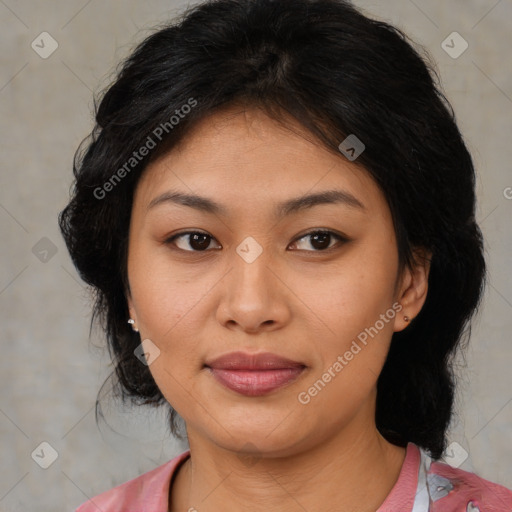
[215,241,292,334]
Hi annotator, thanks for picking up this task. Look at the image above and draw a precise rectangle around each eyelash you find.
[164,229,349,253]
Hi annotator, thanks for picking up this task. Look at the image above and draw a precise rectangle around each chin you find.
[201,407,313,455]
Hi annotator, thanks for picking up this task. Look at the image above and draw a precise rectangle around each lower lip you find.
[207,367,305,396]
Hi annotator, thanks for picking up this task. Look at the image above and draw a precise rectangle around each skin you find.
[126,105,431,512]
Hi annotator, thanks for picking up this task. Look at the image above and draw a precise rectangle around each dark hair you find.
[58,0,486,460]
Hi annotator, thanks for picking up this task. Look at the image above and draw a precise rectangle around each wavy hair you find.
[58,0,486,459]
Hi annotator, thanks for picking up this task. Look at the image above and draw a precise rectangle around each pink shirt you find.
[76,442,512,511]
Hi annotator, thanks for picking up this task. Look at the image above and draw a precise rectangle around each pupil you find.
[191,233,210,251]
[312,233,330,250]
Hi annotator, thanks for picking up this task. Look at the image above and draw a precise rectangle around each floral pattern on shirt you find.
[411,446,512,511]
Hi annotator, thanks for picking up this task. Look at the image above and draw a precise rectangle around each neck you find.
[170,425,406,512]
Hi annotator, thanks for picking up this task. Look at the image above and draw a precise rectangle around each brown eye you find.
[166,231,220,252]
[290,230,348,252]
[165,229,348,253]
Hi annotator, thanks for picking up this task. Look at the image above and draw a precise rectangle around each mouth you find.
[204,351,307,397]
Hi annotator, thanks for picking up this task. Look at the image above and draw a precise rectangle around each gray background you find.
[1,0,511,510]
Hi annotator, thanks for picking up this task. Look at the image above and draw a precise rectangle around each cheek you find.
[302,242,398,340]
[129,241,205,330]
[127,247,202,375]
[294,244,399,412]
[130,263,207,408]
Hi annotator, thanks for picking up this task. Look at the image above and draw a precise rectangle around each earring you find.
[128,318,139,332]
[403,315,410,322]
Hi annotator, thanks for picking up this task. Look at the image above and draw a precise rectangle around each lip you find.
[205,351,305,370]
[204,351,306,396]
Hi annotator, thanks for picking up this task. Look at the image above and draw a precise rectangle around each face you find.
[126,106,427,458]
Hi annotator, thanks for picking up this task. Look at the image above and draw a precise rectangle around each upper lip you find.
[204,351,306,370]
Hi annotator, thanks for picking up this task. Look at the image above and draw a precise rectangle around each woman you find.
[59,0,512,510]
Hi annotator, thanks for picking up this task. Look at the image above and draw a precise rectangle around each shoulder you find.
[75,449,191,512]
[427,457,512,511]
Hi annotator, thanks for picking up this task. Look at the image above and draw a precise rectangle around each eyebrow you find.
[147,189,366,217]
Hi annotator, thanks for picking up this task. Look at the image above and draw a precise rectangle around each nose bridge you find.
[217,234,287,331]
[231,235,273,298]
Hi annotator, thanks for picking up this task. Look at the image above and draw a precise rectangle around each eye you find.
[165,231,221,252]
[289,230,348,252]
[165,229,348,253]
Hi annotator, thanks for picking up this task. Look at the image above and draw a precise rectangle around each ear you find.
[394,247,431,332]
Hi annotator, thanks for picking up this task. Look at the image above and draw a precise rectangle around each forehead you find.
[134,106,387,219]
